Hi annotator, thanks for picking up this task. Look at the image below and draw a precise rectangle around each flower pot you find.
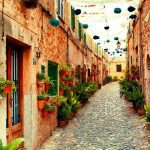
[137,109,145,116]
[145,122,150,130]
[37,81,44,88]
[5,84,12,93]
[61,80,66,86]
[37,100,45,110]
[49,110,56,115]
[60,70,65,77]
[69,81,73,86]
[58,120,68,128]
[59,89,64,95]
[42,110,49,118]
[45,83,50,92]
[0,100,2,105]
[65,70,70,76]
[45,97,49,102]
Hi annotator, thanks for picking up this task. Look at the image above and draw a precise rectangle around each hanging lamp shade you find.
[104,48,108,52]
[129,14,137,19]
[104,26,109,30]
[117,51,119,53]
[49,18,60,27]
[106,39,110,43]
[93,35,100,40]
[114,37,119,40]
[120,54,122,56]
[83,24,89,29]
[97,42,101,45]
[114,8,122,14]
[108,52,110,54]
[128,6,135,12]
[75,9,81,15]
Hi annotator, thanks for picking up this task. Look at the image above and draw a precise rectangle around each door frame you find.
[6,41,24,143]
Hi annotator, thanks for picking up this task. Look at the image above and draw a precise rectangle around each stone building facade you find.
[0,0,110,149]
[127,0,150,103]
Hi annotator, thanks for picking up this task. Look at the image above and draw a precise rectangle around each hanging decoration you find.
[22,0,39,8]
[114,8,122,14]
[83,24,89,29]
[120,54,122,56]
[106,39,110,43]
[104,48,108,52]
[117,51,119,53]
[108,52,110,54]
[129,14,137,19]
[75,9,81,15]
[128,6,135,12]
[114,37,119,41]
[104,26,109,30]
[93,35,100,40]
[97,42,101,45]
[49,18,60,27]
[117,41,121,49]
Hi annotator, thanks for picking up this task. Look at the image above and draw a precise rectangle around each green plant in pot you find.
[42,103,56,117]
[59,84,66,96]
[36,72,45,88]
[68,76,74,86]
[0,138,25,150]
[5,80,16,94]
[58,100,71,128]
[37,93,47,110]
[53,96,67,107]
[144,105,150,130]
[44,76,54,93]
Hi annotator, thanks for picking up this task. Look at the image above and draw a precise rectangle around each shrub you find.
[144,105,150,122]
[103,75,112,84]
[112,76,118,82]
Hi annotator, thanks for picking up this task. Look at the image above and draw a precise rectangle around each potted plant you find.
[59,63,68,77]
[37,93,47,110]
[42,103,56,117]
[144,105,150,130]
[44,76,54,93]
[52,96,66,107]
[68,76,74,86]
[59,84,66,96]
[58,100,71,127]
[48,105,57,115]
[4,80,16,94]
[36,72,45,88]
[22,0,39,9]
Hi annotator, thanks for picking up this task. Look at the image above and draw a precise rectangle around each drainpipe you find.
[139,6,144,93]
[66,28,69,65]
[1,0,4,40]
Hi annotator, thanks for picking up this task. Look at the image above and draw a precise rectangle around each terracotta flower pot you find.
[61,80,66,86]
[0,100,2,105]
[69,81,73,86]
[60,70,65,77]
[65,70,70,76]
[5,84,12,93]
[37,100,45,110]
[58,120,68,128]
[45,83,50,92]
[59,89,64,95]
[42,110,49,118]
[37,81,44,88]
[137,109,145,116]
[49,110,56,115]
[45,97,49,102]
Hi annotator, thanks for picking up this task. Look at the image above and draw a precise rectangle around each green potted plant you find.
[68,76,74,86]
[58,100,71,127]
[59,84,66,96]
[42,103,56,117]
[5,80,16,94]
[0,138,25,150]
[144,105,150,130]
[44,76,54,93]
[22,0,39,9]
[37,93,47,110]
[36,72,45,88]
[53,96,67,107]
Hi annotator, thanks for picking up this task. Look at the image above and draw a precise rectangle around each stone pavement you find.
[39,82,150,150]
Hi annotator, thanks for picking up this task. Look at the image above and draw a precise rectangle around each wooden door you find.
[6,43,23,143]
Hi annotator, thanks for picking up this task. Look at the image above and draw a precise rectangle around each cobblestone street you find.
[40,83,150,150]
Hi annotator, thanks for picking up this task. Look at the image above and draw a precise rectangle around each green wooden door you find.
[48,61,58,96]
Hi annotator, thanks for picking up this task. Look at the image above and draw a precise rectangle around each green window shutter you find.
[84,33,86,47]
[78,22,82,40]
[71,6,75,29]
[48,61,58,96]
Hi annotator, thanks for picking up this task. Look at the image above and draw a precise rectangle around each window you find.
[48,61,58,96]
[71,6,75,29]
[58,0,64,19]
[116,64,122,72]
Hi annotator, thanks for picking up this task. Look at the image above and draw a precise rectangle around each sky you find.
[70,0,140,57]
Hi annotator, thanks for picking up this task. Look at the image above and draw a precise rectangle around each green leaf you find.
[4,138,24,150]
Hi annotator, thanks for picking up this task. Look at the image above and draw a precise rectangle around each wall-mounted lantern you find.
[117,41,121,49]
[33,47,41,65]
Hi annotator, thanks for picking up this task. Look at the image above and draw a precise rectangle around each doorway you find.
[6,42,23,143]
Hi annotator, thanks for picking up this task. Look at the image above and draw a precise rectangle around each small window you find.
[58,0,64,19]
[116,64,122,72]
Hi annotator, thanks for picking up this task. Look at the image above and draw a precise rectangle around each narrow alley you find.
[40,83,149,150]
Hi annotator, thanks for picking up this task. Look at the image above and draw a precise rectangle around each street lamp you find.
[117,41,121,49]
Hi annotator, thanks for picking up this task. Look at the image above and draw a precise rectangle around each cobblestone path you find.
[40,82,150,150]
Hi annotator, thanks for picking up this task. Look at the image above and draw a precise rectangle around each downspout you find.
[66,28,69,65]
[1,0,4,40]
[139,6,144,93]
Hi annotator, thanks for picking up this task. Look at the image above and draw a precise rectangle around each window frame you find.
[116,64,122,72]
[57,0,64,20]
